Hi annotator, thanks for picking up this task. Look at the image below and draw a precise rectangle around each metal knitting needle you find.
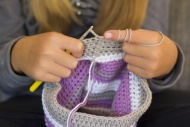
[79,26,94,40]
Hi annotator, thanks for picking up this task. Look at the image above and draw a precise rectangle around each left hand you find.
[103,29,178,79]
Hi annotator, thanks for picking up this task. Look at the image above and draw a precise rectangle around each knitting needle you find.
[29,26,94,92]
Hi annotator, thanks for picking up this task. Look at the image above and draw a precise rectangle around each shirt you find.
[0,0,184,102]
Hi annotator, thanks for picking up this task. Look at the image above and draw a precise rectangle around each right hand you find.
[11,32,84,82]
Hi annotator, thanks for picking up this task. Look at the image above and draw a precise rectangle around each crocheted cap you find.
[42,35,152,127]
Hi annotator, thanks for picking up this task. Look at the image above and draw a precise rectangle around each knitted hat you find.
[42,28,152,127]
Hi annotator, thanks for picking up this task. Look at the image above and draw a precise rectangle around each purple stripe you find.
[97,59,126,74]
[111,71,131,116]
[86,100,113,108]
[93,60,127,83]
[57,60,90,109]
[45,116,55,127]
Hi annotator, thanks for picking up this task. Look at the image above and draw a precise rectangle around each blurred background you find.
[169,0,190,91]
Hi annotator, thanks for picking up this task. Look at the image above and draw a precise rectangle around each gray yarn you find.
[43,77,152,127]
[42,36,152,127]
[81,37,123,60]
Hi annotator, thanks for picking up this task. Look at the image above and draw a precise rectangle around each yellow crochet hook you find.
[29,81,42,92]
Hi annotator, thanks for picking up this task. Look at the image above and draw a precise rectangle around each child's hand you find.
[104,29,178,79]
[11,32,84,82]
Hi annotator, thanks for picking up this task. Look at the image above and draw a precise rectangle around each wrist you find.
[10,37,26,75]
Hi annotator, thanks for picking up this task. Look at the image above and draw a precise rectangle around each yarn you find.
[42,29,152,127]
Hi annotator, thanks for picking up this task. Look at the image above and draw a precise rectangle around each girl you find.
[0,0,186,127]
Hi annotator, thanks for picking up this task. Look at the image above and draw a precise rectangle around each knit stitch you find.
[42,30,152,127]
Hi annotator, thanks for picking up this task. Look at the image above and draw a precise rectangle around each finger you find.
[49,32,84,57]
[122,42,153,58]
[33,73,61,83]
[60,36,84,57]
[48,65,71,79]
[104,29,163,45]
[123,54,147,69]
[45,60,72,78]
[44,74,61,82]
[52,49,78,69]
[127,64,147,78]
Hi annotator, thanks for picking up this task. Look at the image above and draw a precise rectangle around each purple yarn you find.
[57,60,90,109]
[112,71,131,116]
[45,116,55,127]
[96,59,125,73]
[86,99,113,108]
[93,60,127,82]
[56,58,132,117]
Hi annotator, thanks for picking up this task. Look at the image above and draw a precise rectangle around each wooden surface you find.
[169,0,190,90]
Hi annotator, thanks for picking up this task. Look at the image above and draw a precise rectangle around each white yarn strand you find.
[66,59,96,127]
[122,29,129,42]
[138,31,164,47]
[116,30,121,41]
[127,29,132,43]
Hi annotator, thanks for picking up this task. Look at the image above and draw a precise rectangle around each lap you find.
[0,95,45,127]
[138,89,190,127]
[1,90,190,127]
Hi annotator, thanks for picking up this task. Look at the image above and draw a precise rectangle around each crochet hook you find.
[29,81,42,92]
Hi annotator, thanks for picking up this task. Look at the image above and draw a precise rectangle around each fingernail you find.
[104,32,112,39]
